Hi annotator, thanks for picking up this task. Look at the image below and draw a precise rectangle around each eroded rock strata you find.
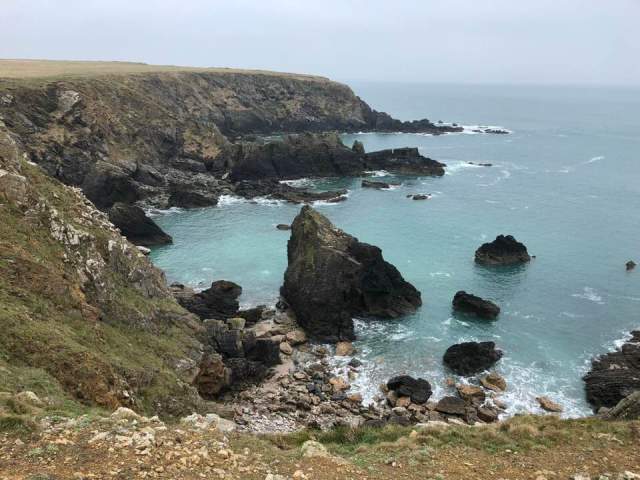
[282,206,421,341]
[584,331,640,410]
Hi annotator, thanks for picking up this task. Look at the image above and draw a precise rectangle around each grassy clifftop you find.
[0,124,206,420]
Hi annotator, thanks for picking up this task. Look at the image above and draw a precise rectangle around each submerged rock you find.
[584,330,640,409]
[452,291,500,319]
[108,202,173,246]
[410,194,430,200]
[475,234,531,266]
[386,375,432,404]
[276,224,291,230]
[362,179,393,189]
[281,206,421,341]
[171,280,242,320]
[443,341,503,376]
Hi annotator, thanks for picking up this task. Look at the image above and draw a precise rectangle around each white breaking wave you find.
[364,170,391,177]
[218,194,285,207]
[445,161,485,175]
[145,206,183,217]
[585,155,605,164]
[571,287,605,305]
[280,178,314,187]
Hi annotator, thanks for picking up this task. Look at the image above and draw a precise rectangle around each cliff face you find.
[0,122,206,416]
[0,71,373,208]
[0,66,453,210]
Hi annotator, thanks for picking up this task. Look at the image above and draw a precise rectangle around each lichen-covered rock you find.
[282,206,421,341]
[584,330,640,409]
[108,202,173,246]
[443,342,503,376]
[475,235,531,266]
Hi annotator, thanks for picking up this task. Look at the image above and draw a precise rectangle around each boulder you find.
[626,260,636,271]
[435,396,466,415]
[603,391,640,420]
[245,338,281,367]
[285,329,308,346]
[335,341,354,356]
[584,331,640,409]
[536,396,563,413]
[194,353,231,398]
[108,202,173,246]
[452,291,500,319]
[167,189,219,208]
[474,235,531,266]
[477,406,500,423]
[480,372,507,392]
[236,305,266,325]
[411,194,430,200]
[457,384,486,405]
[171,280,242,320]
[352,140,365,155]
[281,206,421,341]
[443,342,503,376]
[386,375,432,404]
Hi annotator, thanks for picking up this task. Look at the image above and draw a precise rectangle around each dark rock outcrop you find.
[452,291,500,319]
[363,148,445,176]
[386,375,432,404]
[626,260,636,271]
[107,202,173,246]
[233,179,347,204]
[282,206,422,342]
[443,342,503,376]
[584,331,640,409]
[475,235,531,266]
[362,179,392,189]
[171,281,242,320]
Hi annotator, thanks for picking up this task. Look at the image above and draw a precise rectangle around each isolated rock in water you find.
[603,391,640,420]
[452,291,500,319]
[171,280,242,320]
[443,341,503,376]
[168,189,219,208]
[626,260,636,271]
[361,179,391,189]
[108,202,173,246]
[386,375,432,404]
[411,194,430,200]
[584,330,640,409]
[537,396,563,413]
[276,224,291,230]
[281,206,421,341]
[364,147,446,176]
[480,372,507,392]
[474,235,531,266]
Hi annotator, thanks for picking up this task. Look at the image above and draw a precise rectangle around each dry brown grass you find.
[0,59,329,82]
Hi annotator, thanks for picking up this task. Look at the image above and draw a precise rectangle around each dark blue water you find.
[151,83,640,416]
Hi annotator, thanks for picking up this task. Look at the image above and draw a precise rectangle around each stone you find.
[301,440,329,458]
[395,396,411,408]
[480,372,507,392]
[329,377,350,392]
[282,206,421,341]
[279,342,293,355]
[536,396,563,413]
[13,391,44,408]
[477,406,500,423]
[276,224,291,230]
[285,329,307,346]
[171,280,242,320]
[352,140,365,154]
[108,203,172,246]
[626,260,636,271]
[347,393,363,403]
[452,291,500,319]
[110,407,141,421]
[362,179,393,189]
[584,331,640,409]
[236,305,267,325]
[411,194,430,200]
[456,384,486,405]
[474,235,531,266]
[435,396,467,415]
[335,341,354,356]
[443,342,503,376]
[386,375,433,404]
[194,353,231,398]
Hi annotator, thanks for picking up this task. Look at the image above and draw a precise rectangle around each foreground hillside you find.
[1,410,639,480]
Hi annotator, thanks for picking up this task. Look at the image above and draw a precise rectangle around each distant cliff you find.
[0,63,455,209]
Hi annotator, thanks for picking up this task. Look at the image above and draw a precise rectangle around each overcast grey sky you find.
[2,0,639,85]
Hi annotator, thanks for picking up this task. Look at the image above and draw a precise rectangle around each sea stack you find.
[452,291,500,319]
[475,235,531,266]
[281,205,422,342]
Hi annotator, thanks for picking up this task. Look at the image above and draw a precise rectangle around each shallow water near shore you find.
[151,83,640,417]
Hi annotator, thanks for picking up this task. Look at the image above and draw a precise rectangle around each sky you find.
[1,0,639,86]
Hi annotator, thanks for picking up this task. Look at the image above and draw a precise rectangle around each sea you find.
[150,82,640,417]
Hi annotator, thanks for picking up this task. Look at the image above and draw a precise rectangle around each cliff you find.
[0,121,207,416]
[0,60,453,210]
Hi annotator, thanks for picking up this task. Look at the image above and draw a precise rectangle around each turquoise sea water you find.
[151,83,640,417]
